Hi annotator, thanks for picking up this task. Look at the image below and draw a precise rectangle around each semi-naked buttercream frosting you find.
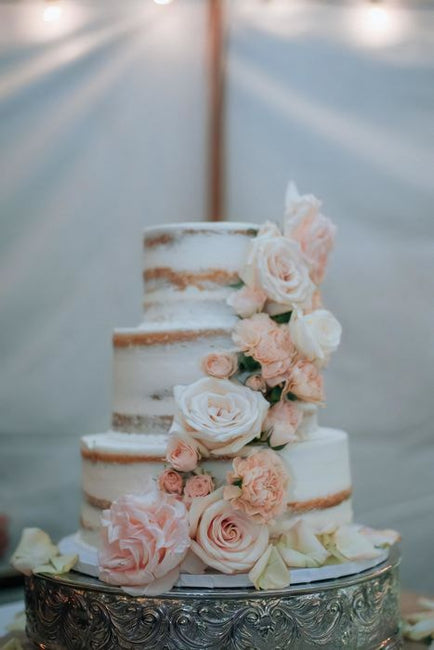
[75,185,399,596]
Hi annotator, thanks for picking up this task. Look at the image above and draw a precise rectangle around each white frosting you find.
[143,287,237,325]
[112,329,233,421]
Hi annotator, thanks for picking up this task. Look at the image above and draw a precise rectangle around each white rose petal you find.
[171,377,269,456]
[249,544,291,590]
[284,181,321,236]
[323,525,383,562]
[289,309,342,367]
[277,520,329,568]
[11,528,59,576]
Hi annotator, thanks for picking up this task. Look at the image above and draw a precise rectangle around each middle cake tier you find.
[80,427,353,547]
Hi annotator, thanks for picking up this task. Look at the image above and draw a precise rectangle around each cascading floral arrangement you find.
[96,183,399,596]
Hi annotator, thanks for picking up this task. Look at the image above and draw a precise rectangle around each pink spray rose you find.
[232,313,275,355]
[287,358,325,404]
[223,449,289,524]
[158,468,184,496]
[227,286,267,318]
[264,400,303,447]
[284,182,336,285]
[201,352,238,379]
[166,433,202,472]
[245,374,267,392]
[183,474,215,504]
[99,486,190,595]
[189,488,269,573]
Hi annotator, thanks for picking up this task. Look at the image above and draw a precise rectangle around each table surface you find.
[0,591,429,648]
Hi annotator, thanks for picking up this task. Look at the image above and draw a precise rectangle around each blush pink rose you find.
[264,400,303,447]
[254,325,295,387]
[245,374,267,392]
[284,183,336,285]
[189,488,269,573]
[287,358,325,404]
[232,313,275,355]
[201,352,238,379]
[184,474,215,504]
[158,469,184,496]
[224,449,289,523]
[166,434,202,472]
[99,486,190,595]
[227,286,267,318]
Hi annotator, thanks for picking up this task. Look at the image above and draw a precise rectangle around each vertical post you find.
[208,0,225,222]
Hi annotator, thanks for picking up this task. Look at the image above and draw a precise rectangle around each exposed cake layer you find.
[80,427,352,545]
[112,327,234,430]
[142,222,257,323]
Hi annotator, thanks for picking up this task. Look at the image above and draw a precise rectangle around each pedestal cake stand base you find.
[24,545,402,650]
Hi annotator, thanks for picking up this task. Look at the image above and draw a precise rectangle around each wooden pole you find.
[208,0,225,222]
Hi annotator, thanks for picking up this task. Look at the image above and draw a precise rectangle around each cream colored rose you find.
[227,286,267,318]
[201,352,238,379]
[264,400,302,447]
[284,182,336,285]
[241,232,315,316]
[189,488,269,573]
[289,309,342,367]
[171,377,269,456]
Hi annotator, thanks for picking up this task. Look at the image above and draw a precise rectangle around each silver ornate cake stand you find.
[24,545,402,650]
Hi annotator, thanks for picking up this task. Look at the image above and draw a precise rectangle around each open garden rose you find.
[264,399,303,447]
[170,377,269,456]
[189,488,269,573]
[201,351,238,379]
[99,485,190,596]
[289,309,342,367]
[227,286,267,318]
[284,182,336,285]
[166,432,205,472]
[184,473,214,504]
[286,358,325,404]
[224,449,289,523]
[240,228,315,315]
[158,468,183,495]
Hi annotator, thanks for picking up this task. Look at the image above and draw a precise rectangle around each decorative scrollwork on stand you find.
[25,548,402,650]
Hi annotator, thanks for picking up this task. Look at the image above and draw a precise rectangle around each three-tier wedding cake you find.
[72,183,398,595]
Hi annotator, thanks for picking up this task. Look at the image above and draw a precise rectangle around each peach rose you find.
[99,486,190,595]
[289,309,342,367]
[171,377,269,456]
[227,286,267,318]
[264,400,303,447]
[232,313,275,355]
[287,358,325,404]
[189,488,269,573]
[284,182,336,285]
[254,325,295,387]
[224,449,289,523]
[201,352,238,379]
[240,230,315,316]
[166,433,204,472]
[158,468,183,495]
[184,474,214,504]
[245,374,267,392]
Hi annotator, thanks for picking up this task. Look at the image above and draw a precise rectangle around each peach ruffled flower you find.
[201,352,238,379]
[286,358,325,404]
[189,488,269,573]
[227,286,267,318]
[224,449,289,524]
[158,468,183,496]
[245,374,267,392]
[232,313,275,355]
[99,486,190,596]
[166,433,203,472]
[284,182,336,285]
[184,474,215,504]
[264,400,303,447]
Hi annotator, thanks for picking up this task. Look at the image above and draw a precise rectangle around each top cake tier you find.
[142,222,258,325]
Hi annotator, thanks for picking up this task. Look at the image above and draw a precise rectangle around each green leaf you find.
[267,386,283,403]
[232,478,243,488]
[238,353,261,372]
[270,311,292,324]
[229,279,244,289]
[286,391,298,401]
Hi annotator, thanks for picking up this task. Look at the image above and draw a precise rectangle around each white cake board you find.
[59,533,389,589]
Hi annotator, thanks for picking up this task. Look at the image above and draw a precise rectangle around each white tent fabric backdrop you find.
[1,0,433,591]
